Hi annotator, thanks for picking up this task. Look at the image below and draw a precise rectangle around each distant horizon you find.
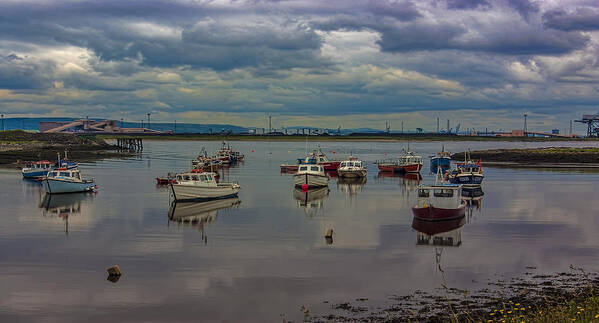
[0,116,581,135]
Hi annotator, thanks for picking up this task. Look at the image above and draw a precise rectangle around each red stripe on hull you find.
[321,161,341,171]
[402,163,422,173]
[411,204,466,221]
[378,164,402,172]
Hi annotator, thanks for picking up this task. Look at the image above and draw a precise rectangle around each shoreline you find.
[306,267,599,322]
[0,130,136,167]
[453,147,599,168]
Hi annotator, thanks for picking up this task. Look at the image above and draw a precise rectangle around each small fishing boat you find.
[169,170,240,202]
[21,160,53,179]
[293,164,329,188]
[281,148,341,173]
[214,141,244,164]
[376,152,422,173]
[375,159,403,173]
[446,161,484,186]
[412,183,466,221]
[337,156,367,178]
[42,168,96,194]
[430,146,451,171]
[398,151,423,173]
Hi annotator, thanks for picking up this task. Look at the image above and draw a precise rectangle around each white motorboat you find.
[42,168,96,194]
[170,170,240,201]
[337,156,367,178]
[293,164,328,188]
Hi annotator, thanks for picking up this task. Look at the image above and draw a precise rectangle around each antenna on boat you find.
[57,152,61,166]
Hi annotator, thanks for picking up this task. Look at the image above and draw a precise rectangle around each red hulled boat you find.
[412,183,466,221]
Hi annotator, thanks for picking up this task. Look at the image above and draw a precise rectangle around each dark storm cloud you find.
[0,54,54,89]
[445,0,491,10]
[505,0,539,20]
[542,7,599,31]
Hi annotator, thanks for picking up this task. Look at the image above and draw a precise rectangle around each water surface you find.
[1,140,598,322]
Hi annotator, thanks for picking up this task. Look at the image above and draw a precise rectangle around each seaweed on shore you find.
[303,266,599,322]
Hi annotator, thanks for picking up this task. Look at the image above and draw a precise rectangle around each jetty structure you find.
[39,119,163,134]
[575,113,599,138]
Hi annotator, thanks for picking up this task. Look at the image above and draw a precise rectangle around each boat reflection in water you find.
[412,216,466,247]
[168,197,241,226]
[462,186,484,209]
[293,187,329,217]
[337,177,366,199]
[168,197,241,242]
[39,192,95,235]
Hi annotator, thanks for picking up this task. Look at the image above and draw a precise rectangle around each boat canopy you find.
[47,169,82,180]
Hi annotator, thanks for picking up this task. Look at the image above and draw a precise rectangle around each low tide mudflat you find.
[1,139,598,322]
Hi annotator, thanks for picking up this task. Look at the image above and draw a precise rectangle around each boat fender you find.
[301,184,308,191]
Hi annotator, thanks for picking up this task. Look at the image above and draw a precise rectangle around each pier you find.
[116,138,143,151]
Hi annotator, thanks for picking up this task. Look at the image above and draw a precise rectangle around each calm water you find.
[1,140,599,322]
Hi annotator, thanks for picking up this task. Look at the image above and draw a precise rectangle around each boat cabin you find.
[175,172,218,187]
[297,164,325,174]
[416,184,463,209]
[339,160,363,168]
[400,155,422,165]
[26,160,53,170]
[47,169,83,181]
[456,163,481,173]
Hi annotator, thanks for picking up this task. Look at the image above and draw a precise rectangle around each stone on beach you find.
[107,264,122,276]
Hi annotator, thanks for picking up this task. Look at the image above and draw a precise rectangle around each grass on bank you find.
[471,293,599,323]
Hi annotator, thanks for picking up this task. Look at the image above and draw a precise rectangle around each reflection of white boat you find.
[293,186,329,208]
[42,169,96,194]
[337,177,366,197]
[170,171,240,201]
[40,192,94,213]
[168,197,241,224]
[293,164,329,188]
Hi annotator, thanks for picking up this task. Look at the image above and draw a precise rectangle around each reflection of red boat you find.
[403,173,422,181]
[412,216,465,236]
[412,184,466,221]
[412,216,465,246]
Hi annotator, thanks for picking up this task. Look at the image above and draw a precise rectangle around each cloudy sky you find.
[0,0,598,132]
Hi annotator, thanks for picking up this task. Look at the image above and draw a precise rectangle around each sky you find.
[0,0,598,133]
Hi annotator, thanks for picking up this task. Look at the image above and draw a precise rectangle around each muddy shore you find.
[0,130,136,166]
[303,267,598,322]
[452,147,599,167]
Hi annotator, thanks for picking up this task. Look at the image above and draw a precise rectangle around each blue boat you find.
[447,161,484,186]
[21,160,54,179]
[430,147,451,172]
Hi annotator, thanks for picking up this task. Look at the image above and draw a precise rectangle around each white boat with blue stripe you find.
[42,169,96,194]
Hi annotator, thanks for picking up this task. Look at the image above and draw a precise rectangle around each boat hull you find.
[378,164,401,172]
[411,204,466,221]
[22,170,49,179]
[42,179,96,194]
[402,163,423,173]
[293,173,329,188]
[280,164,299,173]
[449,174,484,186]
[320,161,340,171]
[337,169,366,178]
[170,183,240,202]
